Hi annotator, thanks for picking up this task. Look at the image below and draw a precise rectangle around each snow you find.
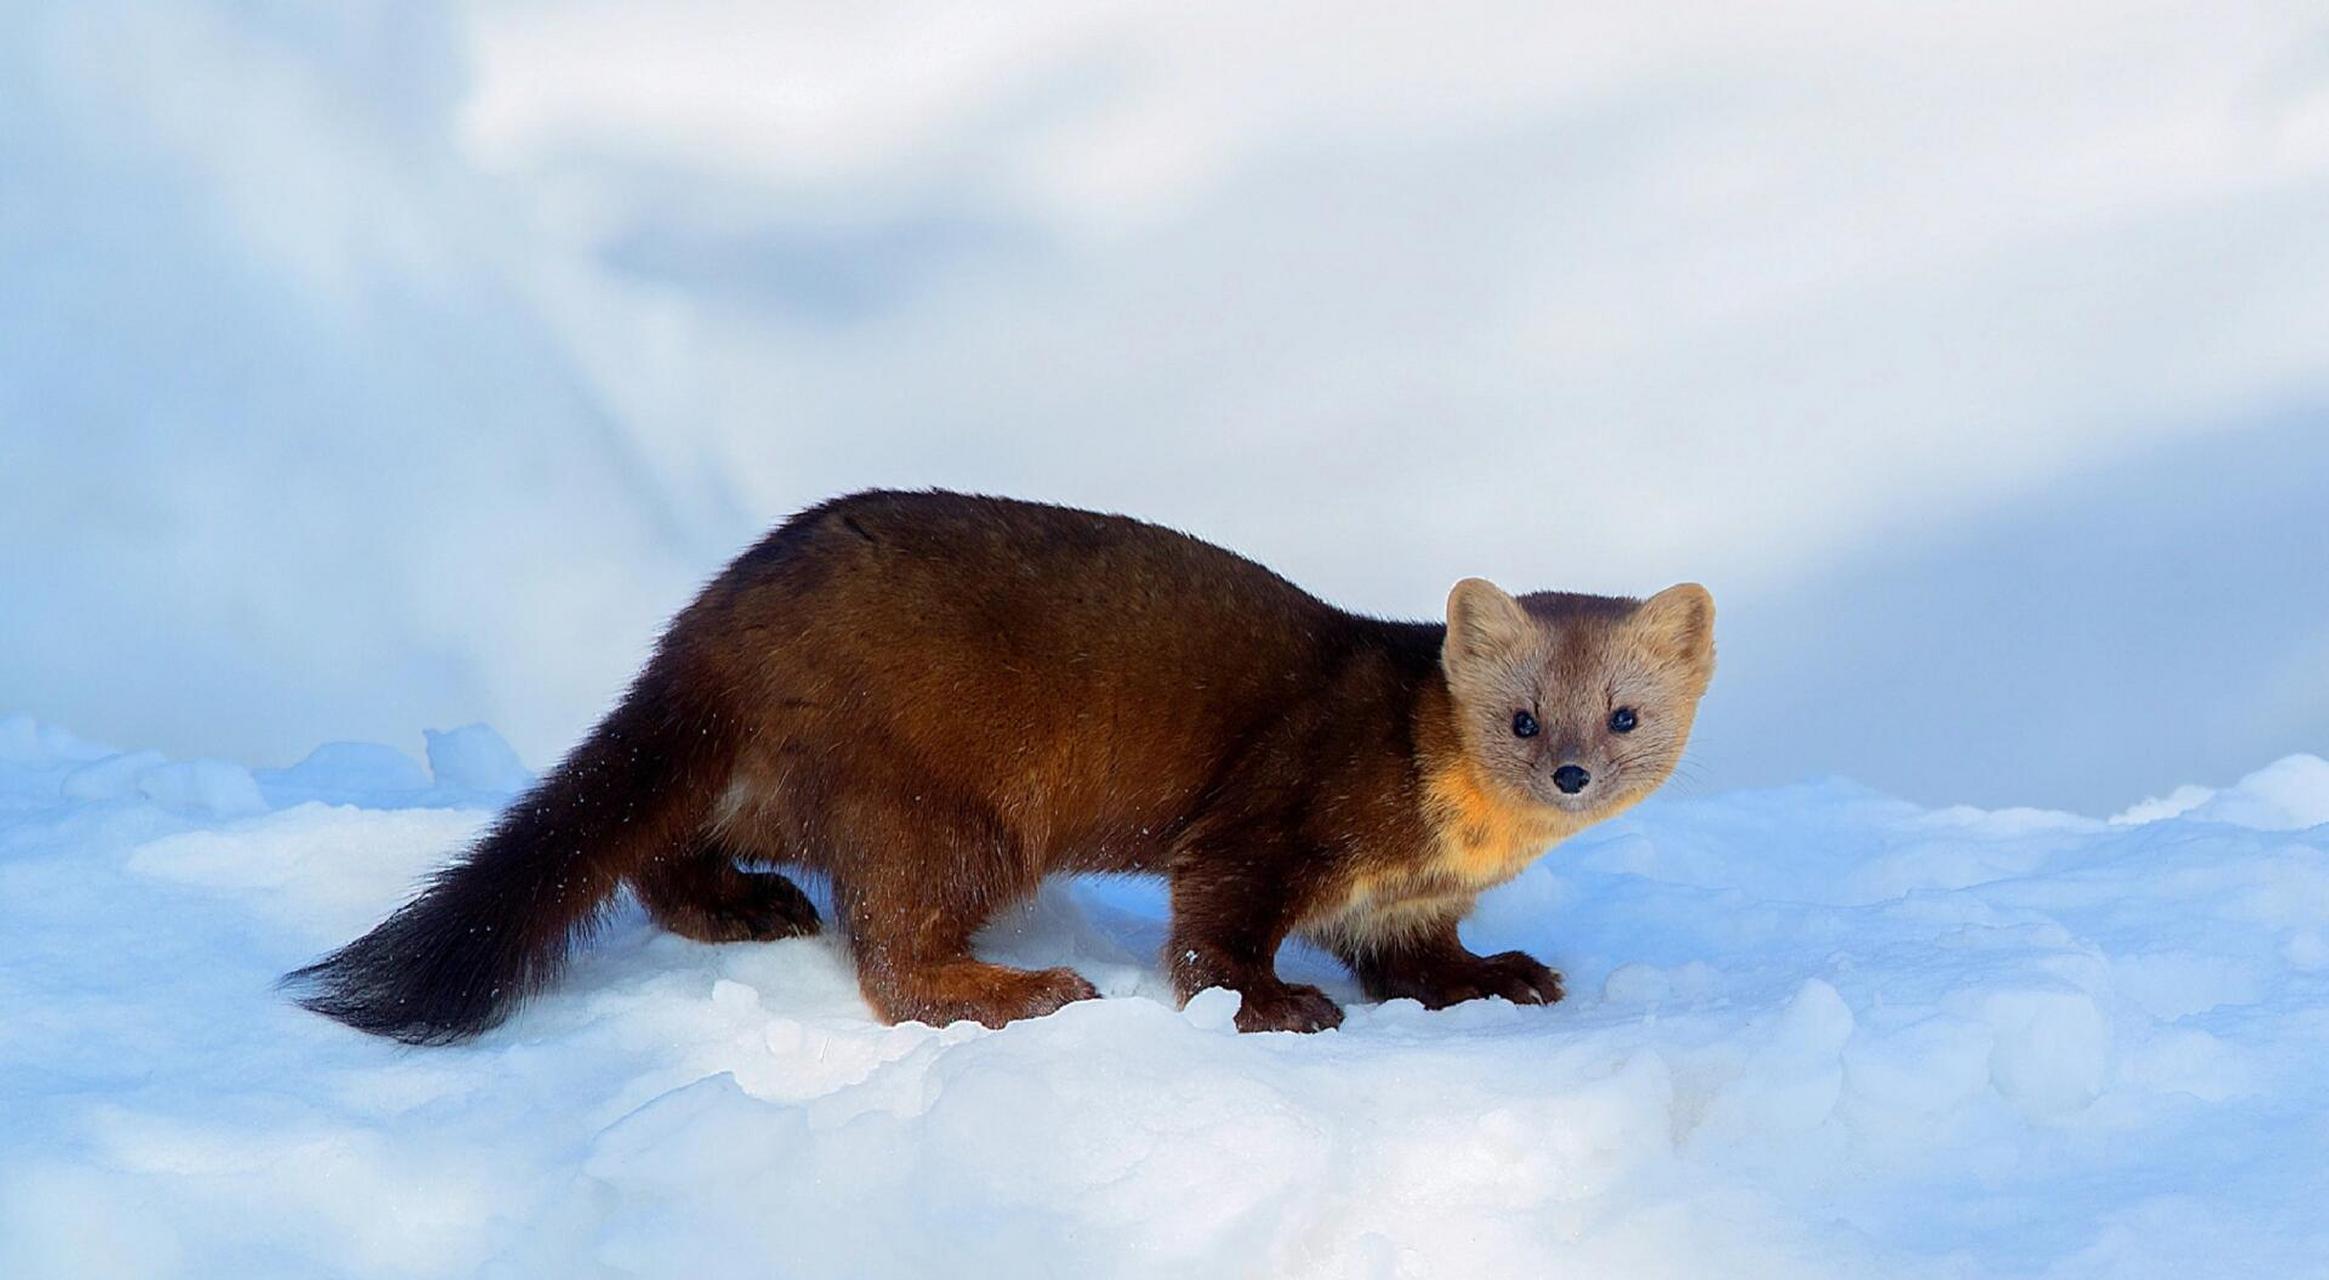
[2112,755,2329,832]
[2,715,2326,1278]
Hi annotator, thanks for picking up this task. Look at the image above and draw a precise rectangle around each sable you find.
[287,490,1714,1040]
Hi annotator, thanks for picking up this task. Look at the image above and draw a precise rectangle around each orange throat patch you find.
[1422,755,1593,890]
[1307,739,1626,954]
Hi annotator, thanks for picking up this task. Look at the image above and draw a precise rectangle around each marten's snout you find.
[1552,764,1591,794]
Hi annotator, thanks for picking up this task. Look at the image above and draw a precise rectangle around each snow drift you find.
[1,713,2325,1277]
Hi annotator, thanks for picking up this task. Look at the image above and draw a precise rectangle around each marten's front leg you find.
[1338,914,1563,1009]
[1165,856,1343,1033]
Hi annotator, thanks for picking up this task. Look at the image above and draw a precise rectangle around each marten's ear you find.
[1444,578,1531,673]
[1634,583,1715,669]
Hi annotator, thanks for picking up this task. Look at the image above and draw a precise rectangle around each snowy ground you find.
[3,714,2326,1279]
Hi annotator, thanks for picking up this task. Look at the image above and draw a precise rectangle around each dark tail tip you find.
[286,675,727,1044]
[280,886,539,1045]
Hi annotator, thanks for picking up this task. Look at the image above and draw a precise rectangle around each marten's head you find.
[1440,579,1715,818]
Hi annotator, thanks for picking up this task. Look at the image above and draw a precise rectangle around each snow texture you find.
[3,712,2326,1278]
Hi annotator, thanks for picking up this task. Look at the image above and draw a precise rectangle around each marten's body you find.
[291,490,1714,1040]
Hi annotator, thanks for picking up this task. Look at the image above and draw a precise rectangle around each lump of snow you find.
[1843,1012,1994,1123]
[424,723,532,794]
[1179,985,1242,1032]
[2112,783,2215,826]
[125,803,488,939]
[259,741,432,799]
[1970,988,2112,1118]
[1590,959,1727,1007]
[60,751,265,815]
[60,750,171,802]
[1602,962,1688,1005]
[2113,754,2329,830]
[1690,978,1855,1148]
[136,760,269,817]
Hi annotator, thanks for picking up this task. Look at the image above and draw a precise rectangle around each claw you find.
[1232,981,1345,1033]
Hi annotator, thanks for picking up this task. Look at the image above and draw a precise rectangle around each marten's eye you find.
[1511,710,1540,738]
[1609,707,1638,733]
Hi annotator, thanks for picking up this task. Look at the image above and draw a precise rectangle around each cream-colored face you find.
[1442,578,1716,815]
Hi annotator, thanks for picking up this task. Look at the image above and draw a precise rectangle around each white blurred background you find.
[3,1,2324,812]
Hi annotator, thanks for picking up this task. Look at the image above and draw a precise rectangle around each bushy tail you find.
[284,671,732,1044]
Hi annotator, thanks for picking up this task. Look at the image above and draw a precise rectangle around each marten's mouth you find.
[1540,775,1632,815]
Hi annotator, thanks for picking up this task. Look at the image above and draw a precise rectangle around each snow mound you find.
[2112,754,2329,830]
[2,718,2326,1277]
[424,723,535,794]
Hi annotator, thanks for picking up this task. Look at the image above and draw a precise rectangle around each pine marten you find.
[288,490,1715,1040]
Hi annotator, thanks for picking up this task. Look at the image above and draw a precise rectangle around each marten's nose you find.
[1553,764,1590,794]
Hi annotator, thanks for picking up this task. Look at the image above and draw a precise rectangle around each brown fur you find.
[289,490,1714,1040]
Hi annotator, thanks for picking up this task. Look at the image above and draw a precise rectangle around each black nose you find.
[1553,764,1590,794]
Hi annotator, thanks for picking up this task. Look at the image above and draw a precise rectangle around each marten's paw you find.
[1007,965,1101,1022]
[1233,981,1345,1033]
[655,870,822,944]
[870,962,1099,1029]
[1396,950,1564,1009]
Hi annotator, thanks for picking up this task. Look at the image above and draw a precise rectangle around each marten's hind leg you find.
[633,840,820,943]
[826,795,1095,1028]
